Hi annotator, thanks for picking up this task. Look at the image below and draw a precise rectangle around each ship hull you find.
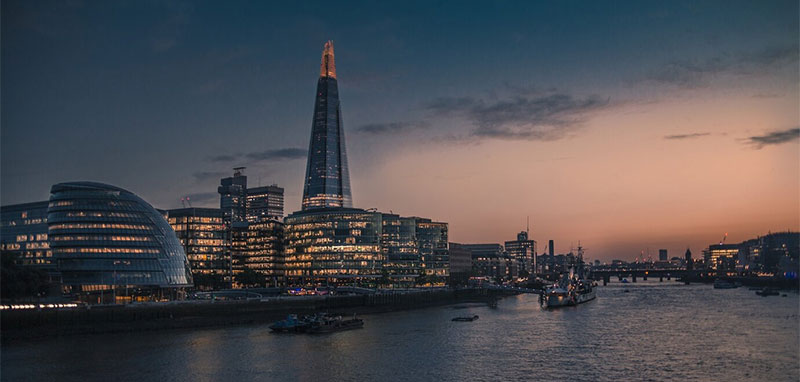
[544,288,596,308]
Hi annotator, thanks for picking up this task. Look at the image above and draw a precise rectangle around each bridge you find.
[588,268,710,285]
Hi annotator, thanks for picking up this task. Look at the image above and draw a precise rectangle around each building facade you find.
[505,231,535,276]
[234,219,285,285]
[48,182,192,303]
[246,185,284,222]
[1,201,53,270]
[284,208,383,285]
[218,167,248,225]
[167,208,230,289]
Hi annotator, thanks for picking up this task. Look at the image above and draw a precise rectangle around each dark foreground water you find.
[2,281,799,382]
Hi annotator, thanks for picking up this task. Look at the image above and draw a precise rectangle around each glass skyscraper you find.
[302,41,352,210]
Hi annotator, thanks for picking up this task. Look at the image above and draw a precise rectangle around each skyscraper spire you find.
[302,41,352,210]
[320,40,336,79]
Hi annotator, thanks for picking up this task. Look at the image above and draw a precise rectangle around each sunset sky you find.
[2,0,798,261]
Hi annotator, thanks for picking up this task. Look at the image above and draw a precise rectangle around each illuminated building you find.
[301,41,352,210]
[505,231,536,276]
[246,185,284,222]
[218,167,248,225]
[167,208,230,289]
[413,218,449,277]
[458,243,517,281]
[705,244,740,271]
[1,201,53,270]
[48,182,192,303]
[284,208,383,285]
[381,214,421,284]
[234,219,285,285]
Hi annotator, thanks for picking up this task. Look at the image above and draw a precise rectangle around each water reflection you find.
[2,282,798,382]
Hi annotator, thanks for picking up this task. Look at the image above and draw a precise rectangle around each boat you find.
[540,251,596,308]
[756,288,780,297]
[713,279,738,289]
[269,314,310,332]
[452,315,479,322]
[306,313,364,333]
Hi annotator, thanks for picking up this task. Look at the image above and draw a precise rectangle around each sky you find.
[2,0,798,261]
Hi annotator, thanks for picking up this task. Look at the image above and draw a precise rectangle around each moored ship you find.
[540,245,596,308]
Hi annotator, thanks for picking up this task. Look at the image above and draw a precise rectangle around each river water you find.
[2,281,799,382]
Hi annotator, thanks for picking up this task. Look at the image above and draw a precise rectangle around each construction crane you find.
[719,232,728,245]
[180,197,193,208]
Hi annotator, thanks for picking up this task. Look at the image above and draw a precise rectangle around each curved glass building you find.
[48,182,193,301]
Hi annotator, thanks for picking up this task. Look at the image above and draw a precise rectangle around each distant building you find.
[1,201,53,270]
[659,249,668,262]
[459,243,517,281]
[505,231,536,276]
[685,248,693,270]
[167,208,230,289]
[246,185,284,222]
[705,244,740,271]
[448,243,473,275]
[49,182,192,303]
[218,168,248,225]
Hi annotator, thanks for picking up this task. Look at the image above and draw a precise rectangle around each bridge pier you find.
[603,275,610,286]
[659,276,663,282]
[632,275,637,283]
[667,275,671,280]
[643,274,648,281]
[618,275,622,281]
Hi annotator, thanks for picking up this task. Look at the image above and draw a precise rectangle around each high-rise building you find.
[1,201,53,270]
[167,208,230,289]
[246,185,284,222]
[301,41,352,210]
[448,242,473,275]
[218,167,248,225]
[505,231,536,276]
[659,249,668,262]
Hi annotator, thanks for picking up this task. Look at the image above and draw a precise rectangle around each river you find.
[2,281,798,381]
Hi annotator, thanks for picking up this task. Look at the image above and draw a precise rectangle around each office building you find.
[285,208,383,285]
[234,219,285,285]
[48,182,192,303]
[1,201,53,270]
[448,242,473,275]
[167,208,230,289]
[246,185,284,222]
[659,249,668,262]
[505,231,536,276]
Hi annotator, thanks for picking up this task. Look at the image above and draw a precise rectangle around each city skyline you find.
[2,0,798,261]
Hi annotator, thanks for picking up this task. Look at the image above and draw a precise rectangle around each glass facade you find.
[234,220,284,282]
[285,208,382,284]
[1,201,53,269]
[381,214,421,284]
[415,219,449,277]
[246,185,284,222]
[167,208,229,289]
[302,41,352,210]
[48,182,193,292]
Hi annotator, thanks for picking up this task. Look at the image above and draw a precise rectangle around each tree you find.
[235,269,267,288]
[1,252,50,301]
